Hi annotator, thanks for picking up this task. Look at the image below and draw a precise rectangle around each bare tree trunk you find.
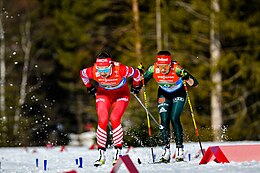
[210,0,222,141]
[0,2,6,123]
[156,0,162,51]
[14,21,32,135]
[76,94,83,135]
[163,32,168,50]
[132,0,142,62]
[0,1,7,144]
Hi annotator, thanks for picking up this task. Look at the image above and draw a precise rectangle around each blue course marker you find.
[36,158,39,167]
[43,160,47,171]
[78,157,83,168]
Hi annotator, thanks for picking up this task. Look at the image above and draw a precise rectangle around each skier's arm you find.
[175,65,198,87]
[120,64,141,87]
[80,68,92,87]
[143,65,154,85]
[182,70,198,87]
[80,67,97,96]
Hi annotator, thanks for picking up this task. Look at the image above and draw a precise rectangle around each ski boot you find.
[112,147,122,165]
[159,147,171,163]
[175,145,184,162]
[94,148,106,167]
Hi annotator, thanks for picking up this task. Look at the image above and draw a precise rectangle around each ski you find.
[149,161,169,164]
[93,160,105,167]
[148,160,187,164]
[94,163,103,167]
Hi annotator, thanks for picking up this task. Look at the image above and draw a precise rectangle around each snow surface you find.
[0,141,260,173]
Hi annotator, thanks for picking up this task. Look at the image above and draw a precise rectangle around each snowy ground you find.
[0,141,260,173]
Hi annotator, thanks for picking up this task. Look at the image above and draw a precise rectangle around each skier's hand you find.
[137,63,145,74]
[181,73,190,80]
[131,84,142,94]
[87,85,97,96]
[176,66,189,80]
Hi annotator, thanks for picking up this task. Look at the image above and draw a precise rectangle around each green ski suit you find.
[143,61,198,148]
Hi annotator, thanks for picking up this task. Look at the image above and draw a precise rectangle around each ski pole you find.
[141,77,155,163]
[143,84,152,136]
[108,122,114,147]
[183,81,204,156]
[131,93,163,129]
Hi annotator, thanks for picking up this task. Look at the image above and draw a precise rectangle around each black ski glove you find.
[87,85,97,96]
[182,72,190,80]
[130,85,142,94]
[176,66,189,80]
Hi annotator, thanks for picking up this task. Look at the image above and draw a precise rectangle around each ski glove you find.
[176,66,189,80]
[131,85,142,94]
[182,73,190,80]
[137,63,145,74]
[87,85,97,96]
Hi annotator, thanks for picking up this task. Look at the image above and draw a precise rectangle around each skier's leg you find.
[158,96,171,163]
[110,96,129,165]
[94,95,111,166]
[171,96,186,161]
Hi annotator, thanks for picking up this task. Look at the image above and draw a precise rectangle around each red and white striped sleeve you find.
[80,67,94,88]
[120,64,141,86]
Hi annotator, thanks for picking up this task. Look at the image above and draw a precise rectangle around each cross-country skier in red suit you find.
[80,52,142,167]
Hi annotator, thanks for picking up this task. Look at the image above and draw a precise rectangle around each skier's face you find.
[158,64,170,74]
[97,65,112,78]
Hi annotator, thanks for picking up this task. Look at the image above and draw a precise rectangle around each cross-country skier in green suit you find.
[142,50,198,163]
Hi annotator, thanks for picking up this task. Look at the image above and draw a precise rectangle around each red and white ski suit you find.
[80,61,141,149]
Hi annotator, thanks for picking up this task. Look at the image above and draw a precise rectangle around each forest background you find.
[0,0,259,147]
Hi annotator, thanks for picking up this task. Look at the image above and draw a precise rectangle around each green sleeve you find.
[175,64,199,87]
[143,65,154,84]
